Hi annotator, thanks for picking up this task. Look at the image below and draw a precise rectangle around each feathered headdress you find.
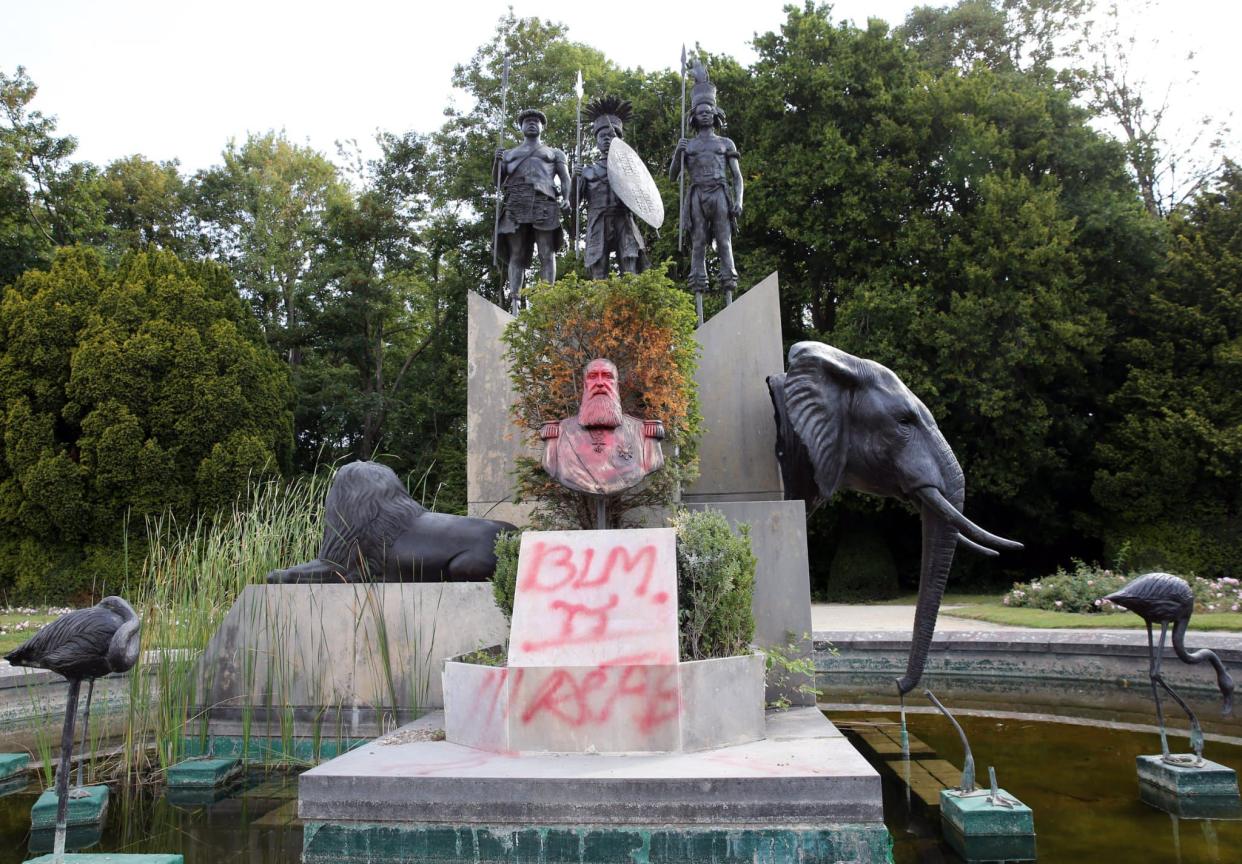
[584,95,633,136]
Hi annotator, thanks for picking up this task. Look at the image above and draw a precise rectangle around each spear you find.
[572,69,583,258]
[678,44,687,252]
[492,54,511,269]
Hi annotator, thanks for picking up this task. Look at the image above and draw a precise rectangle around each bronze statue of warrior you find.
[493,108,571,310]
[669,56,743,304]
[573,96,649,278]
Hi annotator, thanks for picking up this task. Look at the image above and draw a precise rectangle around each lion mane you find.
[319,461,427,576]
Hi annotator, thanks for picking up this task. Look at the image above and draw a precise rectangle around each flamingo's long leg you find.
[1149,622,1170,757]
[76,678,95,789]
[53,678,81,859]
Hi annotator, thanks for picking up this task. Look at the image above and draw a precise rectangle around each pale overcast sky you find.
[3,0,1237,173]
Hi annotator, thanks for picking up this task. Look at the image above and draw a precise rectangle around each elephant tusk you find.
[915,486,1024,552]
[957,535,1000,557]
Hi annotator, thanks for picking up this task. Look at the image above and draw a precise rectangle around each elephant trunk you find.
[896,444,965,696]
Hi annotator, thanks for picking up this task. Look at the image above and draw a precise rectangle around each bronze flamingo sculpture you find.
[1105,573,1234,764]
[5,597,140,855]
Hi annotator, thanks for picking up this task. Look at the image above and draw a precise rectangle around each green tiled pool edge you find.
[301,822,893,863]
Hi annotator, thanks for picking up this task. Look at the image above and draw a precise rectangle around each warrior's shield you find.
[607,137,665,229]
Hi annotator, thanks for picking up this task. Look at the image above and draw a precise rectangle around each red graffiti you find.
[520,595,620,653]
[518,665,680,733]
[519,541,658,594]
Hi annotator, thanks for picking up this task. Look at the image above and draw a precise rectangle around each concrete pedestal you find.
[32,783,109,828]
[0,752,28,781]
[194,582,508,739]
[1136,754,1240,797]
[299,708,888,863]
[939,789,1036,862]
[165,756,242,788]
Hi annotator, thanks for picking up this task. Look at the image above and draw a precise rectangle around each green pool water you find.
[0,708,1239,862]
[833,709,1242,864]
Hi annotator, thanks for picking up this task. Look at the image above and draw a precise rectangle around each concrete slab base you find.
[165,756,242,788]
[1136,754,1240,797]
[301,821,893,863]
[28,856,183,864]
[165,784,237,808]
[300,708,883,830]
[0,751,28,781]
[31,783,109,828]
[28,821,103,854]
[1138,781,1242,819]
[939,789,1036,862]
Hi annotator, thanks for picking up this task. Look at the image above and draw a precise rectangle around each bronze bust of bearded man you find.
[539,358,665,497]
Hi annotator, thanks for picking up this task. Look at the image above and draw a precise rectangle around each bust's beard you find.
[578,392,623,428]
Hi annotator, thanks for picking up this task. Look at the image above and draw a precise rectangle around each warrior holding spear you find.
[492,107,571,312]
[670,54,743,316]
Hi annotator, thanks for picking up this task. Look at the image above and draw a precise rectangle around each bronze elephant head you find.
[767,341,1022,695]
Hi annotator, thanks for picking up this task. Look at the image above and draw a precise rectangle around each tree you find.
[898,0,1090,74]
[0,66,105,284]
[0,247,292,600]
[192,132,349,365]
[97,154,193,257]
[1080,1,1231,217]
[1092,162,1242,576]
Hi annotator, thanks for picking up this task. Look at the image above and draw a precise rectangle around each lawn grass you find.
[947,603,1242,632]
[0,613,62,655]
[822,591,1242,632]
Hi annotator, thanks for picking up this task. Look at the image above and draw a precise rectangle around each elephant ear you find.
[767,372,822,512]
[782,342,864,501]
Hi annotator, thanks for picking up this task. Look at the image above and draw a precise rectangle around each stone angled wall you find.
[683,272,785,503]
[466,291,536,526]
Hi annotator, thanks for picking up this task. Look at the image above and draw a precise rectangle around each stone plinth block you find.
[195,582,508,737]
[444,653,765,753]
[0,752,28,781]
[508,529,679,668]
[940,789,1036,862]
[467,291,536,525]
[165,756,242,788]
[31,783,109,828]
[446,528,765,753]
[1137,754,1240,797]
[685,500,813,707]
[684,272,784,504]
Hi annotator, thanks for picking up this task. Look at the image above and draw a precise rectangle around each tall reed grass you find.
[117,471,329,781]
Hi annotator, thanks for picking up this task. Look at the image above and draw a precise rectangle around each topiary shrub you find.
[491,529,522,621]
[673,508,756,661]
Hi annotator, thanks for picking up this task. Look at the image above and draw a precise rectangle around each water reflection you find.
[834,709,1242,864]
[0,769,302,864]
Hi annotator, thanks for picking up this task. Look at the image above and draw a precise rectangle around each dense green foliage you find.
[0,247,292,599]
[1,0,1238,598]
[491,530,522,620]
[673,509,756,661]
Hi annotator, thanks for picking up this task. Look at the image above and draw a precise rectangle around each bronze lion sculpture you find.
[267,461,515,583]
